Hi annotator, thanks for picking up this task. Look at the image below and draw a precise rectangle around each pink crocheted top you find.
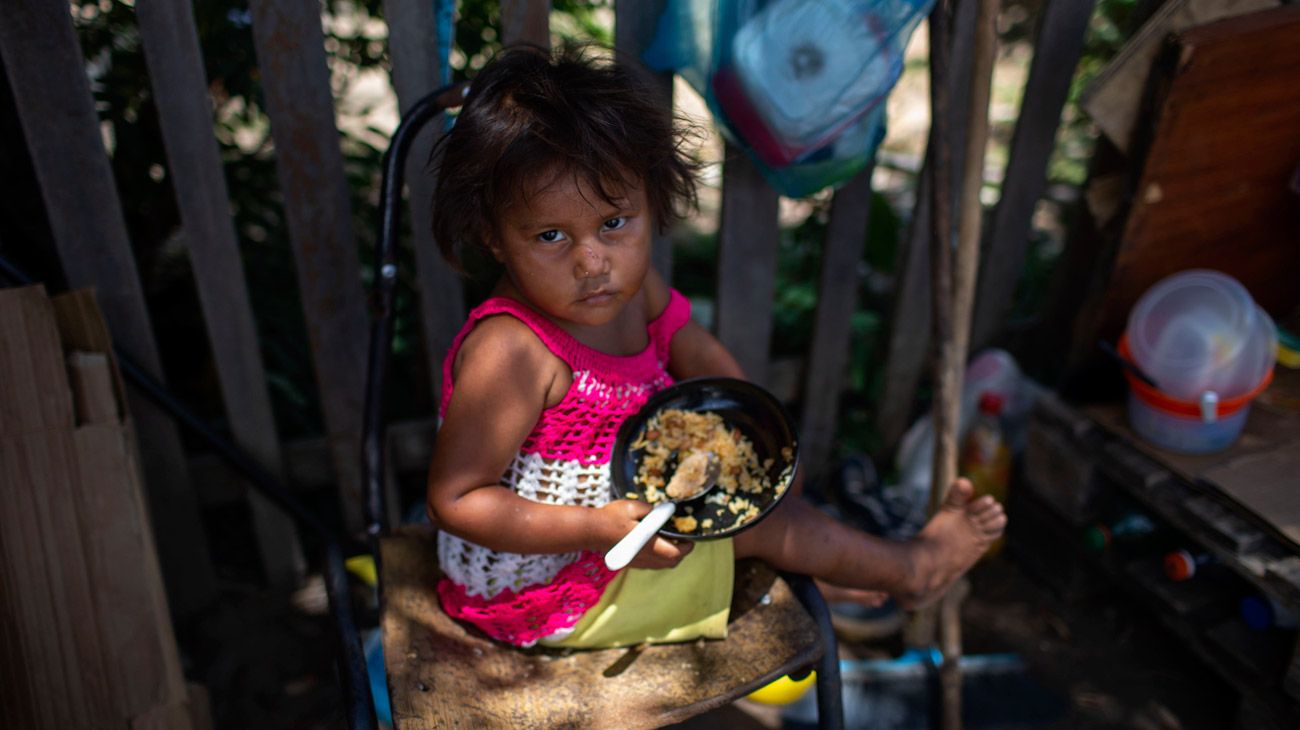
[435,290,691,646]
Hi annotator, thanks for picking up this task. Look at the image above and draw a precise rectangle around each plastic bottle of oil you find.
[960,392,1011,555]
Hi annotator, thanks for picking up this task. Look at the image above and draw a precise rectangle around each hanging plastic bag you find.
[645,0,934,197]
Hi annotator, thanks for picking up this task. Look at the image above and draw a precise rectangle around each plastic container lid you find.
[1083,525,1111,552]
[1163,550,1199,581]
[1126,270,1267,400]
[977,392,1004,415]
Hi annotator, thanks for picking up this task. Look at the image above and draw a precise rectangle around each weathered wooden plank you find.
[136,0,304,590]
[54,288,191,726]
[1,435,82,728]
[715,145,780,387]
[501,0,550,46]
[247,0,370,532]
[382,0,465,403]
[0,0,216,614]
[970,0,1097,352]
[874,0,979,456]
[798,168,874,476]
[615,0,675,283]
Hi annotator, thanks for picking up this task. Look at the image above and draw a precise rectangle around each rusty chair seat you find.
[380,528,830,729]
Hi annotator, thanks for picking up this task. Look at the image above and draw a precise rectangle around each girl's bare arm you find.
[426,315,687,566]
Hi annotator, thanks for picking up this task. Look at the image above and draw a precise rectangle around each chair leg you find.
[785,574,844,730]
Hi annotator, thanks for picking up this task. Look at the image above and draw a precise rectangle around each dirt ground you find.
[187,537,1241,729]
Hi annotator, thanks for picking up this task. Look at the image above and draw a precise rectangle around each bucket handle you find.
[1200,391,1219,424]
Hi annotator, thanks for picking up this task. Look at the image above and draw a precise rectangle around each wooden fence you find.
[0,0,1091,614]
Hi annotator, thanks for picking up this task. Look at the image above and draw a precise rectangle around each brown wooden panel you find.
[1082,5,1300,356]
[383,0,466,405]
[799,168,874,476]
[502,0,549,46]
[53,289,193,725]
[875,0,979,456]
[615,0,675,283]
[0,0,216,614]
[136,0,304,589]
[971,0,1097,352]
[247,0,370,531]
[380,530,820,729]
[715,146,780,387]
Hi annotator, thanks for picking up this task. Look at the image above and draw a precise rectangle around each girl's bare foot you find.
[899,478,1005,609]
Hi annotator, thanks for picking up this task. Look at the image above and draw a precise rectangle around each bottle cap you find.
[1164,550,1196,581]
[1083,525,1111,552]
[978,392,1004,415]
[1240,596,1274,630]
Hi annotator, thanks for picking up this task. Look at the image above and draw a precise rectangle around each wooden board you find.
[136,0,303,590]
[799,167,874,475]
[715,146,780,387]
[380,530,821,729]
[615,0,675,283]
[247,0,371,531]
[1088,5,1300,349]
[1081,0,1278,154]
[1083,368,1300,551]
[0,286,191,728]
[501,0,550,46]
[971,0,1097,351]
[0,0,216,614]
[1203,450,1300,550]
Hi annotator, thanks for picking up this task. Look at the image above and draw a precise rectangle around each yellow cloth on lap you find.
[541,538,734,649]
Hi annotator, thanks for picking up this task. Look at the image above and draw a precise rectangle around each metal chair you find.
[360,82,844,729]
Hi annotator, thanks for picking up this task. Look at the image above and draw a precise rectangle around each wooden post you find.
[247,0,370,533]
[135,0,305,590]
[502,0,550,47]
[970,0,1098,351]
[615,0,675,283]
[926,0,1001,727]
[715,147,780,387]
[799,167,875,477]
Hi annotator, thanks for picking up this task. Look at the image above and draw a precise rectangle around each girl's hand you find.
[597,499,694,570]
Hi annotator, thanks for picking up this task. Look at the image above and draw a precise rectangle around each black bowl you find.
[610,377,799,540]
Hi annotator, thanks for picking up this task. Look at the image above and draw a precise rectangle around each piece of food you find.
[665,450,716,499]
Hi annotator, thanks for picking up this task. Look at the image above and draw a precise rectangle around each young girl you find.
[426,45,1005,649]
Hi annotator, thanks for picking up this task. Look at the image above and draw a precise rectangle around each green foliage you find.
[72,0,609,441]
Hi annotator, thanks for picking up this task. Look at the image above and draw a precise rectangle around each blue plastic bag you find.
[645,0,933,197]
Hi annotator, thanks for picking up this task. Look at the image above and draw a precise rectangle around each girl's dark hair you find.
[432,44,700,270]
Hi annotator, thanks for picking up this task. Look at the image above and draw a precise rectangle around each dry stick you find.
[922,0,959,724]
[927,0,1001,728]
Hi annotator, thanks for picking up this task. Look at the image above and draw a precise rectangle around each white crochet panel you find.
[439,451,613,598]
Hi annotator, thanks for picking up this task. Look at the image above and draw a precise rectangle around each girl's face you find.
[490,171,652,331]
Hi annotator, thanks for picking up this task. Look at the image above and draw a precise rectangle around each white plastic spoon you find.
[604,451,720,571]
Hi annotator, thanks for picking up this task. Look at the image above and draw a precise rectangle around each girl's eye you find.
[602,217,626,231]
[537,230,567,244]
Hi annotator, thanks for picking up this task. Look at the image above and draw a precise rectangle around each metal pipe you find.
[787,573,844,730]
[361,82,468,556]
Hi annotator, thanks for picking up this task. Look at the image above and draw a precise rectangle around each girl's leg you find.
[733,478,1005,609]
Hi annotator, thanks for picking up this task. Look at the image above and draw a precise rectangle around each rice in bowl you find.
[627,408,794,536]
